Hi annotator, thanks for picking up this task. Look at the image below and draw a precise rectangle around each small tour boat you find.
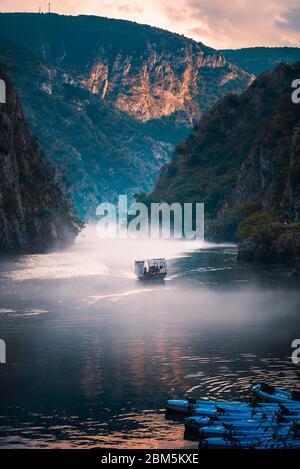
[135,258,167,280]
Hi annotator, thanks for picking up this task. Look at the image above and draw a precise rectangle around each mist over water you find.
[0,226,299,448]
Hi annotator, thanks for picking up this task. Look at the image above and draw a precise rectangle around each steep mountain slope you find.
[222,47,300,75]
[0,13,252,217]
[0,13,252,128]
[151,62,300,263]
[0,71,79,253]
[0,38,171,218]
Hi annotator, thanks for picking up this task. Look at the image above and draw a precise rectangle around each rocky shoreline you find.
[238,224,300,266]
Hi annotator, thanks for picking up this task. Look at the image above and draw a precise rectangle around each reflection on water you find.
[0,227,299,448]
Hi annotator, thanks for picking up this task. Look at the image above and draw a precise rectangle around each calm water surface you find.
[0,228,299,448]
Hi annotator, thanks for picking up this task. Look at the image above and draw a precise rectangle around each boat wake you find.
[87,287,174,304]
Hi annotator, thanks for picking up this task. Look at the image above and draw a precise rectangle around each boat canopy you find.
[135,258,167,276]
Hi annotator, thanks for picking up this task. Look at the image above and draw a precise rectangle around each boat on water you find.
[166,385,300,449]
[195,403,300,420]
[199,424,293,439]
[192,407,276,419]
[166,398,300,415]
[200,435,300,449]
[184,413,294,433]
[135,258,167,280]
[166,399,244,414]
[252,383,300,404]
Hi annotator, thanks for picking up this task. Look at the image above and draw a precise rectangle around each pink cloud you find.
[161,0,300,48]
[118,4,143,14]
[0,0,299,48]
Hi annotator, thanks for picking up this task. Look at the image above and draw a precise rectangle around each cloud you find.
[160,0,300,48]
[117,3,143,14]
[276,7,300,32]
[163,5,189,22]
[0,0,300,48]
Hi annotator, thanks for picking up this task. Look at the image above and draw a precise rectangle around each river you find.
[0,227,299,448]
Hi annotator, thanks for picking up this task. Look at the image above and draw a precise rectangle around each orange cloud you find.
[0,0,299,48]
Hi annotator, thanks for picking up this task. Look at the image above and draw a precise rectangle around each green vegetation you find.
[151,89,262,218]
[223,199,263,239]
[237,212,273,240]
[151,61,300,241]
[293,221,300,234]
[222,47,300,75]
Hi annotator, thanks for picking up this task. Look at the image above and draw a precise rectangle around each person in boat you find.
[144,266,148,276]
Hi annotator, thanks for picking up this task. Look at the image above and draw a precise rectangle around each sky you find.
[0,0,300,49]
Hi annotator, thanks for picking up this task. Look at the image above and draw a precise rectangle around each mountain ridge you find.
[0,36,171,218]
[222,47,300,75]
[0,12,252,127]
[0,12,253,217]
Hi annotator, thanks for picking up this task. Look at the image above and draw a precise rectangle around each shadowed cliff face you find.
[227,64,300,223]
[151,62,300,263]
[288,125,300,220]
[0,72,79,253]
[235,109,300,265]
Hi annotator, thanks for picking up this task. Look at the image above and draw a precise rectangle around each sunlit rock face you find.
[82,45,252,126]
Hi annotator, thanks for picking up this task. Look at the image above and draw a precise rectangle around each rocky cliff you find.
[151,62,300,264]
[0,37,171,218]
[235,98,300,264]
[82,40,250,127]
[0,71,79,253]
[0,13,252,127]
[0,13,252,217]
